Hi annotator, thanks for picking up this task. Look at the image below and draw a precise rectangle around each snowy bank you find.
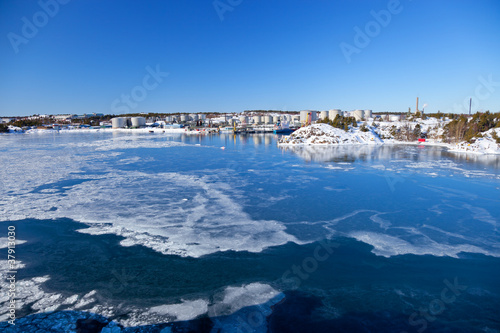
[23,127,198,135]
[449,128,500,155]
[278,123,383,146]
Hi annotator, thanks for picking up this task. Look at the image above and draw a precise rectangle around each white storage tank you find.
[112,117,127,128]
[329,109,342,120]
[353,110,364,121]
[364,110,372,119]
[239,116,248,124]
[180,114,188,122]
[320,111,328,120]
[273,116,280,123]
[264,115,272,124]
[253,115,262,124]
[130,117,146,128]
[198,114,206,120]
[191,114,199,121]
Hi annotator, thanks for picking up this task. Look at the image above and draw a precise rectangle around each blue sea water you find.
[0,131,499,332]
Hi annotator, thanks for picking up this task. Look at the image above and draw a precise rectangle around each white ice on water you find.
[1,132,499,326]
[0,254,282,327]
[0,135,299,258]
[348,231,493,258]
[1,133,498,260]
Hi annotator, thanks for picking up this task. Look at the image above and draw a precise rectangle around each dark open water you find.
[0,132,499,332]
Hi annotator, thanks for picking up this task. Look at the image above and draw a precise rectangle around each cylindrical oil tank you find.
[130,117,146,128]
[320,111,328,120]
[228,118,236,126]
[253,115,262,124]
[353,110,364,121]
[329,109,342,120]
[111,117,127,128]
[165,116,172,123]
[191,114,199,121]
[264,115,272,124]
[273,116,280,123]
[180,114,188,122]
[364,110,372,119]
[198,114,206,120]
[239,116,248,124]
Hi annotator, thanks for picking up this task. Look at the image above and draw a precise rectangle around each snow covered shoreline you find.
[2,123,500,155]
[278,123,383,146]
[1,126,206,135]
[27,127,198,134]
[278,123,500,155]
[447,128,500,155]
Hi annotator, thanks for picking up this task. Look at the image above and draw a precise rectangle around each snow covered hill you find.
[278,122,500,155]
[278,123,383,145]
[450,128,500,154]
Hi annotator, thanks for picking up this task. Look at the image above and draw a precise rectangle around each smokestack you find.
[416,97,419,114]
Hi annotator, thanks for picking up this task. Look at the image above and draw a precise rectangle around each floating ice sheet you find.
[1,133,499,262]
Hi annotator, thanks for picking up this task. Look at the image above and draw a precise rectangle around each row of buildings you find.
[110,109,374,129]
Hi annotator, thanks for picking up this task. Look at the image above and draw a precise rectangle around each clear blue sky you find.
[1,0,499,116]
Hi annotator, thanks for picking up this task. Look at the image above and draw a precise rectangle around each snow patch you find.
[349,231,495,258]
[209,283,282,318]
[278,124,383,146]
[450,128,500,155]
[148,299,209,321]
[0,238,26,249]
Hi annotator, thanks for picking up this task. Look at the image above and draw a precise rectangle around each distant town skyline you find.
[1,0,499,117]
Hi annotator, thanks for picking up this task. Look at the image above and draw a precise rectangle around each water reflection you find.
[279,144,500,171]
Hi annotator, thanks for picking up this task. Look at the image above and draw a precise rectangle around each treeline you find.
[80,115,112,125]
[10,118,49,127]
[389,124,423,141]
[443,111,500,143]
[0,123,8,133]
[319,115,358,131]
